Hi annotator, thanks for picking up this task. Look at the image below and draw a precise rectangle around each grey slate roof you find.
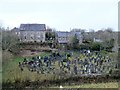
[56,31,70,37]
[20,24,46,31]
[56,31,70,44]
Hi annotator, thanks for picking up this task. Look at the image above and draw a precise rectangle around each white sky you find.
[0,0,119,31]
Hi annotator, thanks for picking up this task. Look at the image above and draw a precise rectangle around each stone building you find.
[13,24,46,42]
[56,31,83,44]
[56,31,70,44]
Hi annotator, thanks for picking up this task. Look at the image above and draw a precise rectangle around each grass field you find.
[50,82,118,88]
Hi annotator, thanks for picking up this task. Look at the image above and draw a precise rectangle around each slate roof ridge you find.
[19,23,46,31]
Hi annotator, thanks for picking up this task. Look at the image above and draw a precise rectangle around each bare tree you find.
[2,28,20,54]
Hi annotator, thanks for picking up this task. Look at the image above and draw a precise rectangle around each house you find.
[15,24,46,42]
[56,31,83,44]
[12,24,83,44]
[56,31,70,44]
[70,31,83,44]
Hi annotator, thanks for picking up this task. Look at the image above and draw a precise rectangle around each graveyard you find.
[2,49,119,88]
[1,26,119,88]
[1,0,120,89]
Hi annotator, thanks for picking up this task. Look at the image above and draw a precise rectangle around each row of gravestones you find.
[18,51,112,76]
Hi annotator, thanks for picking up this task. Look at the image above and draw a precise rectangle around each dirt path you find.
[19,50,41,57]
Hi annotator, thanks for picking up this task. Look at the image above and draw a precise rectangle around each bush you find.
[91,42,101,51]
[2,30,20,54]
[110,69,120,78]
[80,44,90,50]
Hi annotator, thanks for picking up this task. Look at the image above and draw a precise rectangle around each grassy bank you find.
[2,51,50,82]
[51,82,118,88]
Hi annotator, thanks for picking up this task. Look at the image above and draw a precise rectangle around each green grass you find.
[51,82,118,88]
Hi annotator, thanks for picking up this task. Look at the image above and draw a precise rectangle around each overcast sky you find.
[0,0,119,31]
